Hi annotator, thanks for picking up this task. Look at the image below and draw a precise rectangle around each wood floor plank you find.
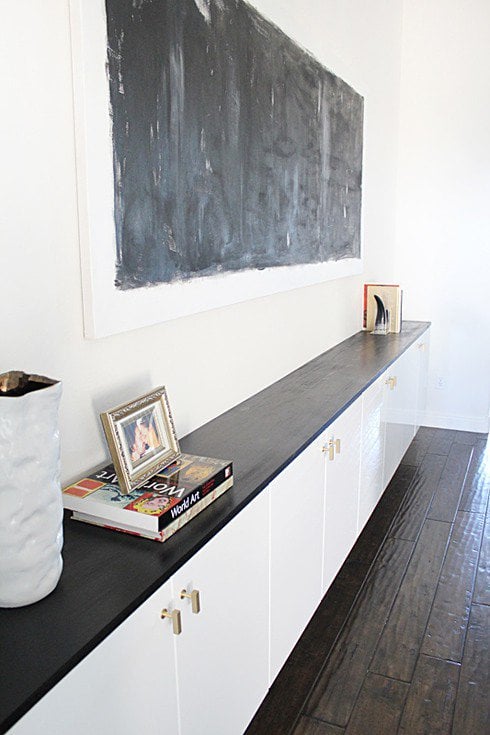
[453,430,488,446]
[305,538,413,727]
[293,716,344,735]
[452,604,490,735]
[344,673,409,735]
[349,464,416,566]
[427,429,457,456]
[370,519,450,682]
[398,655,460,735]
[458,439,490,514]
[245,560,369,735]
[389,453,446,541]
[250,431,489,735]
[427,444,473,523]
[297,559,370,659]
[245,648,320,735]
[473,509,490,605]
[402,427,437,467]
[248,464,418,735]
[422,511,484,661]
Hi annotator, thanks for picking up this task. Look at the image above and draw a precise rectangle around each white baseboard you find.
[420,411,489,434]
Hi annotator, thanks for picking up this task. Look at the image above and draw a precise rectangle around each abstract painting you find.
[71,0,364,336]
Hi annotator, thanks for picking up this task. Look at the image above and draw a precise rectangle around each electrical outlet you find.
[435,376,446,390]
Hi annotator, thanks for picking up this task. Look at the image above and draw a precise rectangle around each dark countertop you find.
[0,321,430,733]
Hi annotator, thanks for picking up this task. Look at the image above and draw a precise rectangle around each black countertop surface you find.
[0,321,430,733]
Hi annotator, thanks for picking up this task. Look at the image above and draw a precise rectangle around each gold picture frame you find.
[100,386,180,494]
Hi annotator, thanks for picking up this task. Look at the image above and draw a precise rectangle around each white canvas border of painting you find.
[70,0,363,339]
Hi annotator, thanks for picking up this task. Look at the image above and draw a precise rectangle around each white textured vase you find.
[0,377,63,607]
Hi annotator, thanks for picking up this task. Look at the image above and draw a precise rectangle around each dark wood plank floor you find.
[245,428,489,735]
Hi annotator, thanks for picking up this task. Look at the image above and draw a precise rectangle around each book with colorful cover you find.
[63,453,233,538]
[363,283,403,333]
[71,476,233,543]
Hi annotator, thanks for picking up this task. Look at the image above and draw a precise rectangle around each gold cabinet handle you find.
[385,376,396,390]
[418,343,426,351]
[393,375,398,388]
[322,440,336,460]
[161,608,182,635]
[180,588,201,614]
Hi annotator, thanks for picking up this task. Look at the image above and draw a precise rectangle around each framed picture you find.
[70,0,364,338]
[100,387,180,494]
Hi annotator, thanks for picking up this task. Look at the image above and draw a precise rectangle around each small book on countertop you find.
[63,453,233,542]
[363,283,403,333]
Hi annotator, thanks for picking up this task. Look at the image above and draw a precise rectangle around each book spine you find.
[362,283,370,329]
[158,478,233,541]
[397,289,403,333]
[157,463,232,531]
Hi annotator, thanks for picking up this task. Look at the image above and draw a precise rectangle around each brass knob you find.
[180,588,201,614]
[385,376,396,390]
[161,607,182,635]
[322,439,335,461]
[335,438,341,454]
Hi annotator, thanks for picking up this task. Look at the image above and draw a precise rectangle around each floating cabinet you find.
[358,373,386,532]
[9,580,179,735]
[270,398,365,678]
[322,399,362,593]
[415,331,431,430]
[269,439,325,682]
[10,496,269,735]
[3,324,431,735]
[382,342,419,486]
[171,489,269,735]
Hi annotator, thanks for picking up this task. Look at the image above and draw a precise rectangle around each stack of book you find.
[363,283,403,333]
[63,453,233,542]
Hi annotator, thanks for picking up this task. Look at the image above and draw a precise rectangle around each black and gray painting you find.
[105,0,363,289]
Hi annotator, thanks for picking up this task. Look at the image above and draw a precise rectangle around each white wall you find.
[0,0,403,483]
[395,0,490,432]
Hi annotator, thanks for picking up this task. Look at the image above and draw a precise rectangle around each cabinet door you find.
[9,580,179,735]
[269,438,325,682]
[322,399,362,593]
[358,373,386,532]
[415,329,430,430]
[382,343,419,486]
[171,490,269,735]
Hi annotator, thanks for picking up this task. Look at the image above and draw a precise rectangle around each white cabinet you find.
[382,342,419,486]
[382,330,430,486]
[9,580,179,735]
[7,329,430,735]
[269,399,363,679]
[171,490,269,735]
[415,330,430,430]
[10,493,269,735]
[362,329,431,517]
[321,400,362,593]
[269,439,325,681]
[358,374,386,532]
